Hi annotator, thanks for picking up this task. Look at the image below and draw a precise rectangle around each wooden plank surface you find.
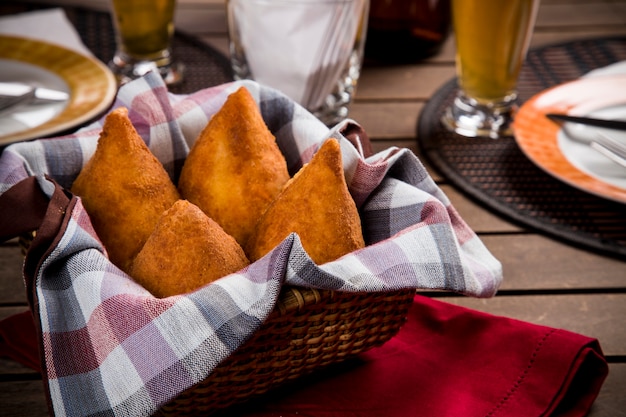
[1,365,625,417]
[0,381,50,417]
[0,243,26,305]
[590,363,626,417]
[1,0,625,416]
[437,294,626,356]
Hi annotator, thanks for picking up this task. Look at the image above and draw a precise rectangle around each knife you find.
[0,82,69,102]
[546,113,626,131]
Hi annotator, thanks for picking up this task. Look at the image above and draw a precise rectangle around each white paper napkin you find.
[0,8,92,56]
[233,0,365,109]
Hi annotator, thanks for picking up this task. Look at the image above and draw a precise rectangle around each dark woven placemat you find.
[0,3,233,94]
[418,37,626,259]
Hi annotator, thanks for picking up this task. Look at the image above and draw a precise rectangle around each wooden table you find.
[1,0,625,415]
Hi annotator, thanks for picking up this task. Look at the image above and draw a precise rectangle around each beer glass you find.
[442,0,540,139]
[109,0,184,85]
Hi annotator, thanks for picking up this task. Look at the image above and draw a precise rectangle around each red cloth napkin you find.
[0,295,608,416]
[0,309,40,373]
[220,295,608,417]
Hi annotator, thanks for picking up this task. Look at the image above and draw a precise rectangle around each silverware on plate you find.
[0,82,69,115]
[547,112,626,168]
[546,113,626,131]
[590,133,626,168]
[0,85,35,112]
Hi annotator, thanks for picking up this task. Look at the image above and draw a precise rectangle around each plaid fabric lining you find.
[0,72,502,416]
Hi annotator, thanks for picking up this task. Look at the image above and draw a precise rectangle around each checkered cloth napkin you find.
[0,72,502,417]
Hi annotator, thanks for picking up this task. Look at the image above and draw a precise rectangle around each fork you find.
[0,88,36,112]
[591,133,626,168]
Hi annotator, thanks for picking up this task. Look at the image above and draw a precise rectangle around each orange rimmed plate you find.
[0,35,117,145]
[513,74,626,204]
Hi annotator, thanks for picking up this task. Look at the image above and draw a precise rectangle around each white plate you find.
[513,74,626,204]
[0,35,117,145]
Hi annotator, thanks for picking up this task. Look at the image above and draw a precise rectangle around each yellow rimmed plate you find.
[513,74,626,204]
[0,35,117,146]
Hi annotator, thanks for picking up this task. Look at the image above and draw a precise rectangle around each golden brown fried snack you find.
[71,107,180,273]
[129,200,250,298]
[178,87,290,247]
[245,138,365,264]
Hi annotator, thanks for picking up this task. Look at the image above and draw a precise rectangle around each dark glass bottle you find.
[365,0,452,63]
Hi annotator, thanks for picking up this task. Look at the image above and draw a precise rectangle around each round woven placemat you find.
[417,37,626,259]
[0,3,233,95]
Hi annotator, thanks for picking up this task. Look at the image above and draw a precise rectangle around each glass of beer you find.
[441,0,540,139]
[109,0,184,85]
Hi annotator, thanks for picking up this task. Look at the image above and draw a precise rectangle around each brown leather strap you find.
[0,177,50,242]
[340,122,373,158]
[0,176,74,303]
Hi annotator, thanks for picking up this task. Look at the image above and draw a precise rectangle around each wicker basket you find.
[156,286,416,415]
[16,138,417,415]
[20,227,415,414]
[18,232,414,414]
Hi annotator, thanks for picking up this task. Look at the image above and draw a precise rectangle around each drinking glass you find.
[441,0,540,139]
[227,0,370,126]
[108,0,184,85]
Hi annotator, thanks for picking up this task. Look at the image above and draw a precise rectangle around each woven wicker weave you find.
[18,232,415,415]
[156,286,416,415]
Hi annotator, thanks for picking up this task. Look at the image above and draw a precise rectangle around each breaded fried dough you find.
[129,200,250,298]
[178,87,290,247]
[71,107,180,273]
[245,138,365,264]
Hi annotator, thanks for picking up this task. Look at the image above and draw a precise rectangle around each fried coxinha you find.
[178,87,290,248]
[71,107,181,274]
[72,87,365,298]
